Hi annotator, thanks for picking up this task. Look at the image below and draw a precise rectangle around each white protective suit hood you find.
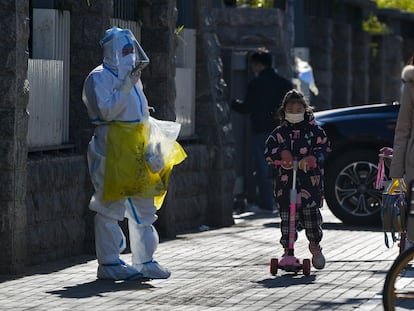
[100,27,149,80]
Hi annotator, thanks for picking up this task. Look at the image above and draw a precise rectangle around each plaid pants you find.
[277,192,323,248]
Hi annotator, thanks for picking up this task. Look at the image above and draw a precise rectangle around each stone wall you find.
[134,0,217,237]
[69,0,112,152]
[68,0,114,254]
[214,2,408,111]
[368,35,403,104]
[213,7,293,79]
[308,17,333,110]
[192,0,236,228]
[0,0,30,274]
[153,0,236,235]
[137,0,177,121]
[157,144,210,237]
[26,154,92,265]
[351,29,370,106]
[332,23,352,108]
[307,3,412,109]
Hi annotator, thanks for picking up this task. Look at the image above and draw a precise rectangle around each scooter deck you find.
[270,256,311,276]
[279,255,302,272]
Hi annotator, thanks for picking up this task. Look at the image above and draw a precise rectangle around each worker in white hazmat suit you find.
[82,26,171,280]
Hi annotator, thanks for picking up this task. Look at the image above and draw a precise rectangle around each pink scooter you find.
[270,159,311,276]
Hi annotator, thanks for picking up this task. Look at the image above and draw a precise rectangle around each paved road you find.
[0,204,402,310]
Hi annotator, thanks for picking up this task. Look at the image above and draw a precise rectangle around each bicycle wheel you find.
[383,246,414,310]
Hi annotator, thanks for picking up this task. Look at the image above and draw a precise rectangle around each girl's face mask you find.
[284,101,306,124]
[285,112,305,124]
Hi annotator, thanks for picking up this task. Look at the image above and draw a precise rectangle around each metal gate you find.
[28,9,70,149]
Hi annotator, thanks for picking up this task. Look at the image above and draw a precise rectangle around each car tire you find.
[325,149,382,226]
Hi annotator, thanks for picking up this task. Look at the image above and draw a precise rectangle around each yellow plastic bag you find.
[153,141,187,208]
[381,178,407,247]
[103,120,187,209]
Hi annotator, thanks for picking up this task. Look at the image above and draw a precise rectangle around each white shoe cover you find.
[134,260,171,279]
[97,260,144,281]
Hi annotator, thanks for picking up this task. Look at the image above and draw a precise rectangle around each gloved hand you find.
[120,70,141,94]
[145,142,165,173]
[280,150,293,169]
[298,155,317,173]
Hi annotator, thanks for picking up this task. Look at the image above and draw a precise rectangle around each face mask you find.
[285,112,304,124]
[118,53,136,80]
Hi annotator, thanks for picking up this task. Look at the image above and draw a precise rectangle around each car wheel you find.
[325,149,382,226]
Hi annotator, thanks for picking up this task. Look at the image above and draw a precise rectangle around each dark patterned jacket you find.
[264,113,331,207]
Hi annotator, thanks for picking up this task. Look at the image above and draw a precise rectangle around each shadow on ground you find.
[297,298,377,310]
[258,278,382,309]
[0,255,96,283]
[258,274,316,288]
[261,221,382,232]
[47,279,153,298]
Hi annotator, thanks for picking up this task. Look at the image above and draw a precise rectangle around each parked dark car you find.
[314,102,400,226]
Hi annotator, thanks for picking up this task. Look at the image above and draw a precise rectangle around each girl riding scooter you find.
[265,89,331,270]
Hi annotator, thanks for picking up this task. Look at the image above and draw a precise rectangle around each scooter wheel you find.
[270,258,278,276]
[302,259,311,276]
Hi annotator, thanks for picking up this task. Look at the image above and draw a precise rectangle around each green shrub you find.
[373,0,414,12]
[236,0,274,8]
[362,14,391,35]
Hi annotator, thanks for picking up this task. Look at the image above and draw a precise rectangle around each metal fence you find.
[110,18,141,41]
[27,59,64,148]
[175,28,196,138]
[113,0,138,21]
[28,8,70,149]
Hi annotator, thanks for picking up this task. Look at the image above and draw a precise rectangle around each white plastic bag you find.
[145,117,182,173]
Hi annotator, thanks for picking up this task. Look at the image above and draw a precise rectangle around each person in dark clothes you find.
[232,49,293,213]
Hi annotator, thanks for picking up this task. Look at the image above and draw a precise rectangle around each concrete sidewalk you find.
[0,205,400,310]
